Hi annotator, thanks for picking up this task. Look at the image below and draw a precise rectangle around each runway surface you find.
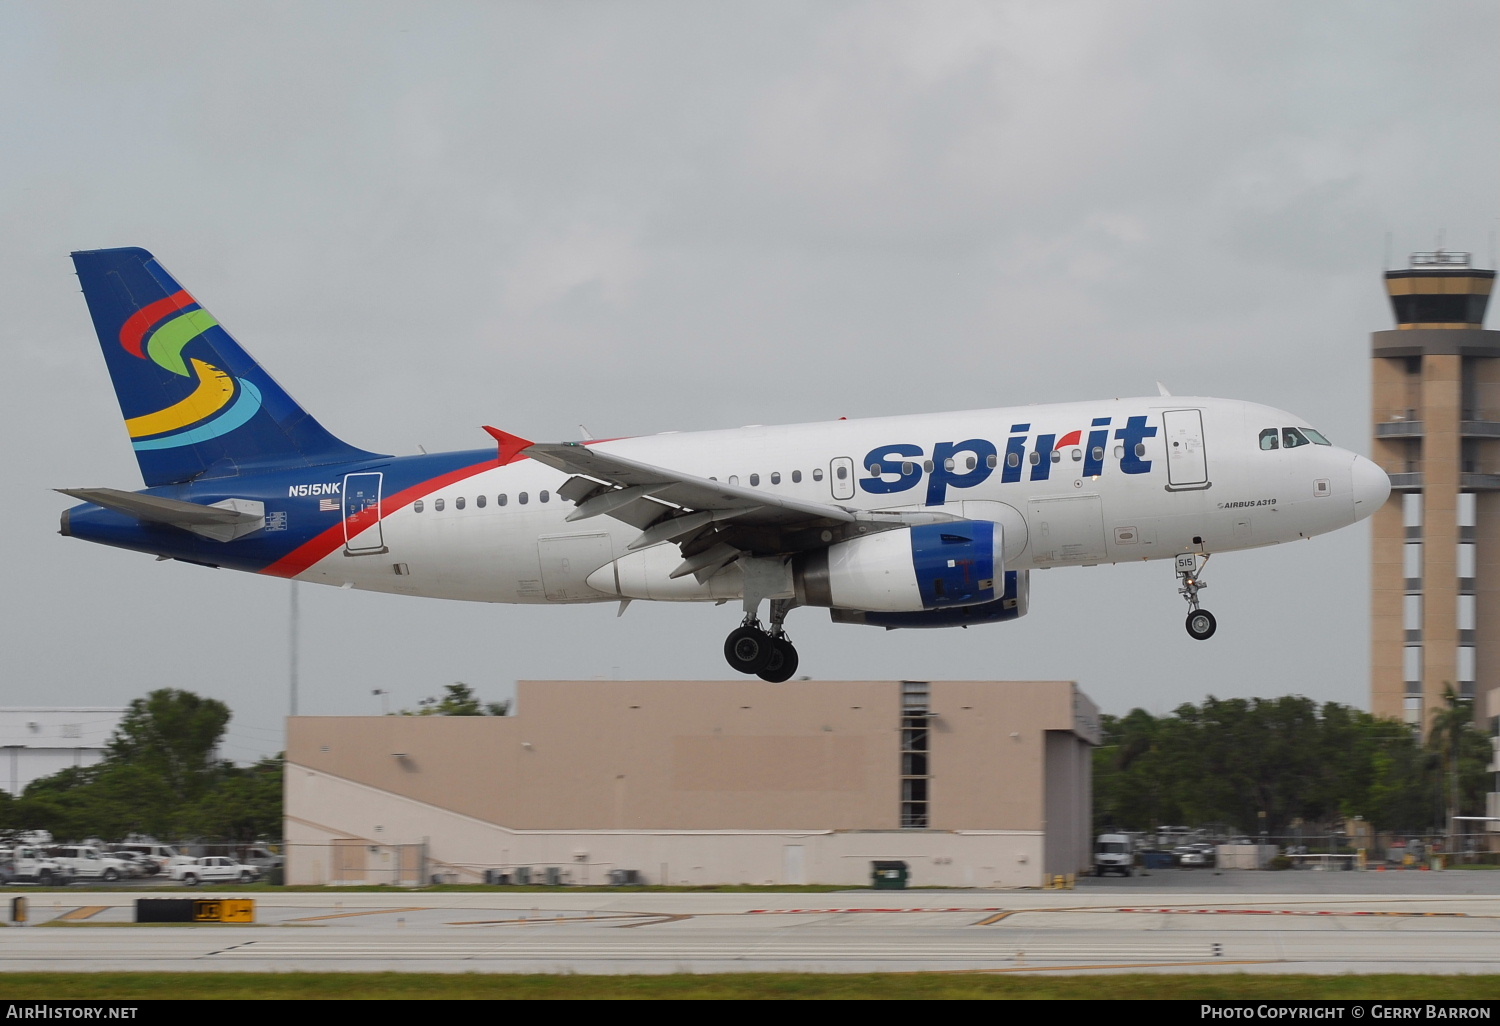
[5,881,1499,975]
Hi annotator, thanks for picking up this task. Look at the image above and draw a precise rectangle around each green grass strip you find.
[0,973,1495,1000]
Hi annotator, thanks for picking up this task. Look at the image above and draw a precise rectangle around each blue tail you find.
[71,247,384,486]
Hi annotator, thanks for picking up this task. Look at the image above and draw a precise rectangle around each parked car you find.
[115,843,187,875]
[101,852,153,878]
[49,845,134,882]
[170,857,260,885]
[0,846,73,885]
[1174,846,1210,868]
[243,846,284,873]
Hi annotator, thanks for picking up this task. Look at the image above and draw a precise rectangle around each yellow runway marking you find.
[288,907,429,922]
[56,907,108,921]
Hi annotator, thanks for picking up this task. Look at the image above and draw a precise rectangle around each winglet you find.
[1156,381,1173,397]
[483,426,535,465]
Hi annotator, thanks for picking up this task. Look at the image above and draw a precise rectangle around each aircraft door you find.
[342,472,387,555]
[830,457,856,500]
[1162,409,1209,490]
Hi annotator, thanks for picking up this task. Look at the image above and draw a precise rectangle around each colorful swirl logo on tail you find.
[117,290,263,451]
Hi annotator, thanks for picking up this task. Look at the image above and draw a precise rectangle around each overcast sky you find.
[2,1,1496,763]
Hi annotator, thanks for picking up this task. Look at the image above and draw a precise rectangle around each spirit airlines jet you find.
[59,248,1391,681]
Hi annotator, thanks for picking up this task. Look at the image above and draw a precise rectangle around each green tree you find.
[399,682,509,716]
[108,689,232,801]
[182,755,284,844]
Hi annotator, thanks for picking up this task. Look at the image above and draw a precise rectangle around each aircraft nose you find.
[1352,455,1391,520]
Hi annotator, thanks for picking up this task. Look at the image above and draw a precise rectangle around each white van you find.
[1094,834,1134,877]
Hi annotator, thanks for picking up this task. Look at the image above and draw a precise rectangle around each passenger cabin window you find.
[835,466,846,480]
[791,470,802,483]
[519,492,528,505]
[1282,427,1311,449]
[540,490,549,502]
[815,468,825,481]
[414,500,424,513]
[434,498,445,511]
[455,496,465,510]
[987,454,998,469]
[1259,429,1279,450]
[749,474,760,486]
[770,472,781,484]
[1007,452,1020,468]
[902,461,915,476]
[498,494,507,506]
[476,495,486,508]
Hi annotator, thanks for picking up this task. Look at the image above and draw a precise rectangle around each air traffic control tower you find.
[1372,250,1498,726]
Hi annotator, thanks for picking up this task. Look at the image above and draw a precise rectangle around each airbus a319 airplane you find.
[59,248,1391,681]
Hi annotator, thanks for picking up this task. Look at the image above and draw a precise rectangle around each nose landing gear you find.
[1176,552,1216,640]
[723,598,800,681]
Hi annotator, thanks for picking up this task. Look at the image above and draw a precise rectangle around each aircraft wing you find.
[524,442,860,528]
[511,433,959,580]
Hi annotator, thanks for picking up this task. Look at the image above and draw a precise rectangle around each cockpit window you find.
[1302,428,1331,446]
[1259,428,1279,451]
[1282,427,1311,449]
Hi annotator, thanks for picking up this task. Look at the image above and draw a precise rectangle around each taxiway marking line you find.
[287,907,430,922]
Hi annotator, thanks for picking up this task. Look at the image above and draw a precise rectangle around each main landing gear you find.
[1176,552,1216,641]
[724,599,799,682]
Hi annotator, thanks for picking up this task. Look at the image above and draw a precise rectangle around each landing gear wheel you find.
[1185,609,1217,641]
[757,637,799,682]
[725,625,775,674]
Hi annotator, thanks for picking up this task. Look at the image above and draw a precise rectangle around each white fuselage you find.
[291,396,1387,609]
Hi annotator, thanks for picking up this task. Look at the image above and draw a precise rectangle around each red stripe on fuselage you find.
[119,290,196,358]
[260,457,501,579]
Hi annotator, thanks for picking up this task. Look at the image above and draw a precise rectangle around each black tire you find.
[239,871,252,883]
[1094,867,1104,877]
[102,868,119,882]
[37,871,51,886]
[724,626,775,674]
[757,638,799,682]
[1185,609,1217,640]
[183,874,198,887]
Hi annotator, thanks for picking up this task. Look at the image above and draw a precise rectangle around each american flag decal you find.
[319,498,340,512]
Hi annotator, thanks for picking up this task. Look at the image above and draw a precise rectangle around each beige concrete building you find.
[1371,251,1499,727]
[285,679,1100,888]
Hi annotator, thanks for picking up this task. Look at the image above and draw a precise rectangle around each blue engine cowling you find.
[794,520,1005,613]
[828,569,1029,629]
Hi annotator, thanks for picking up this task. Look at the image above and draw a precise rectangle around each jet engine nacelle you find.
[829,569,1029,629]
[794,520,1004,612]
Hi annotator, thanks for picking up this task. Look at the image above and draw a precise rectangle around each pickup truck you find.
[49,845,134,882]
[170,857,260,885]
[0,846,73,885]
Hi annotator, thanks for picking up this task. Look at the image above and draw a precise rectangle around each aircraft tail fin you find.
[70,247,384,486]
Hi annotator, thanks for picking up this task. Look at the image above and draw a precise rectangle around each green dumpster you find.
[871,860,909,890]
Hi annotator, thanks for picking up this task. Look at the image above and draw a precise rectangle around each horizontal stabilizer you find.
[58,488,265,542]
